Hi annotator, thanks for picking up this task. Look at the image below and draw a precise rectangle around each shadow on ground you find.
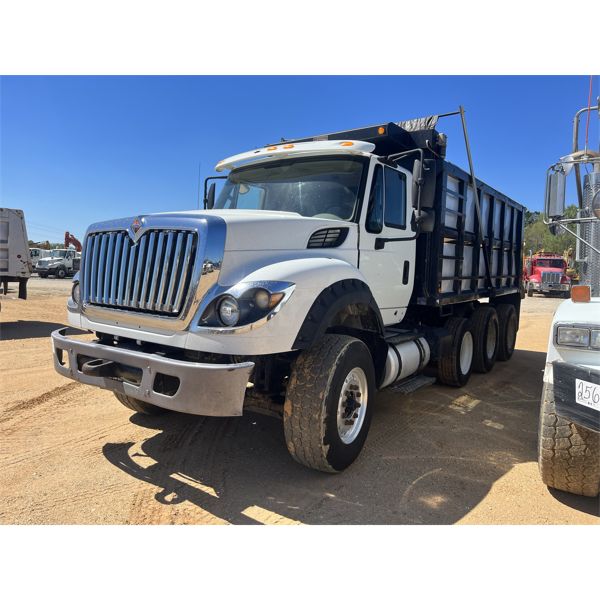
[0,321,86,341]
[102,349,600,524]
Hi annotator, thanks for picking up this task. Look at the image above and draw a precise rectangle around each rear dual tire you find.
[437,317,474,387]
[469,306,499,374]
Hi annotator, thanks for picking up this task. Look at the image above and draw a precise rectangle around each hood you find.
[37,257,62,265]
[535,267,565,273]
[84,209,357,259]
[201,210,357,252]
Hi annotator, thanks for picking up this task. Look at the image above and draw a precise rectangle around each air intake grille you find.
[307,227,349,248]
[541,271,561,284]
[82,229,197,316]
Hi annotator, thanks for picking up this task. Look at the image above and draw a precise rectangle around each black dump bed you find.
[412,160,524,307]
[282,117,525,307]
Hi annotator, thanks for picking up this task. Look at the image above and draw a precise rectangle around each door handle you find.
[374,235,417,250]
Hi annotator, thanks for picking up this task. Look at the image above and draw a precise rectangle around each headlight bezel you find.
[197,281,294,331]
[71,280,81,305]
[555,323,600,350]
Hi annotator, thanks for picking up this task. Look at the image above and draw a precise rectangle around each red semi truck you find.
[523,252,571,297]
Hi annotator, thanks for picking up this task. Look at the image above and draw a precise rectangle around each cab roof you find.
[215,140,376,172]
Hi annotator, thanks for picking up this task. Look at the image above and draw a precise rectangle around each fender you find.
[292,278,388,385]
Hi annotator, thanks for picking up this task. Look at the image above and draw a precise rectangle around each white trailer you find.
[0,207,32,300]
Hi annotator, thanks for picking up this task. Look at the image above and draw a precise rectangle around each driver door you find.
[359,163,416,325]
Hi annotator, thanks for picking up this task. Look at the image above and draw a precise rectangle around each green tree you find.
[523,204,578,256]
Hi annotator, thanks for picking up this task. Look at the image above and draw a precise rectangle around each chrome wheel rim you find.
[486,321,497,359]
[337,367,368,445]
[460,331,474,375]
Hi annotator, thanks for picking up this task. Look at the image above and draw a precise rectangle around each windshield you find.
[214,156,367,221]
[536,259,564,268]
[50,250,68,258]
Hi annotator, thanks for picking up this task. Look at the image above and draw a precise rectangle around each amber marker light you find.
[571,285,591,303]
[283,144,294,149]
[378,126,385,134]
[267,146,278,151]
[340,141,354,147]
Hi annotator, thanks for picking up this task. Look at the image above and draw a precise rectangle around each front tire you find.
[538,383,600,497]
[283,334,376,473]
[55,266,67,279]
[114,392,168,415]
[527,286,534,297]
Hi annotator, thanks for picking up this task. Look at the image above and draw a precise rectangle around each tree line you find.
[523,205,578,257]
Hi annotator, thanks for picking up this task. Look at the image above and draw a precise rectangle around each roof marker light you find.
[340,141,354,147]
[378,126,385,134]
[571,285,591,303]
[283,144,294,149]
[267,146,278,151]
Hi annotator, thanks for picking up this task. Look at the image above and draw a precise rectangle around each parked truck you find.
[524,251,571,297]
[35,248,81,278]
[29,247,51,268]
[0,207,32,302]
[51,110,525,472]
[538,98,600,497]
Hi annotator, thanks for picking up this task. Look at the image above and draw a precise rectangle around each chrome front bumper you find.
[51,327,254,417]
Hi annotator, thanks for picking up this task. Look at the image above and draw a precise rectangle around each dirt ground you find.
[0,276,598,525]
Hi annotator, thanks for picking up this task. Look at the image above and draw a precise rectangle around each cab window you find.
[365,165,384,233]
[384,167,407,229]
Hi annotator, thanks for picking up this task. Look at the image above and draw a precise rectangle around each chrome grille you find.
[82,229,197,315]
[541,271,561,284]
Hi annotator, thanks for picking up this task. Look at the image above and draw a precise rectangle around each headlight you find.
[254,289,270,310]
[199,282,293,330]
[557,326,590,347]
[71,281,81,304]
[591,330,600,349]
[218,296,240,327]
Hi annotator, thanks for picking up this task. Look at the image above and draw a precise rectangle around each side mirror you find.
[411,159,422,209]
[206,182,216,209]
[545,170,566,218]
[413,158,437,208]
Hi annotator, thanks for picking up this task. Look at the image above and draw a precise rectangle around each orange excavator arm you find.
[64,231,82,252]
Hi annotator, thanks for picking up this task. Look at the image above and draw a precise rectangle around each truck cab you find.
[51,117,525,473]
[524,252,571,297]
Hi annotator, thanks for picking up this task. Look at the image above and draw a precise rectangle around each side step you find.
[388,374,436,395]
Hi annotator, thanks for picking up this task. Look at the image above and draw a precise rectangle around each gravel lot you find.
[1,276,598,524]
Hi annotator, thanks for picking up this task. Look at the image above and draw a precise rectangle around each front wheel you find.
[283,334,376,473]
[55,266,67,279]
[538,383,600,497]
[114,392,168,415]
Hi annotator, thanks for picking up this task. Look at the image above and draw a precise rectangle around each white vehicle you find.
[0,207,32,300]
[35,248,80,278]
[29,247,50,268]
[538,99,600,496]
[52,111,525,472]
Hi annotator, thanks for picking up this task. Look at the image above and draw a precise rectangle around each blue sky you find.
[1,75,597,243]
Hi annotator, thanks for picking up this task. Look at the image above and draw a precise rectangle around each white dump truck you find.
[52,111,525,472]
[0,207,32,301]
[538,99,600,497]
